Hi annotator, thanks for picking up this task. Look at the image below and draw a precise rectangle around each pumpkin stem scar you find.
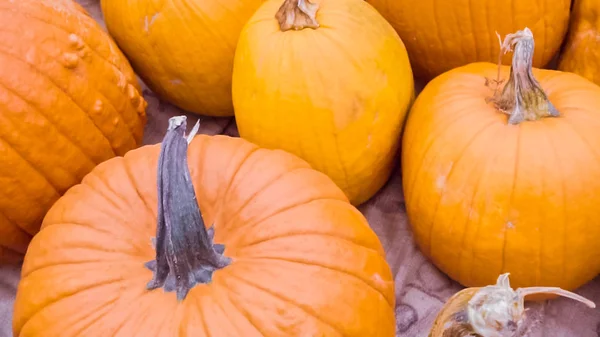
[145,115,231,301]
[486,27,560,125]
[276,0,320,31]
[428,273,595,337]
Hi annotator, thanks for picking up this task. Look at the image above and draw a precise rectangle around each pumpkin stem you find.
[275,0,319,32]
[488,27,560,125]
[465,273,594,336]
[145,115,231,301]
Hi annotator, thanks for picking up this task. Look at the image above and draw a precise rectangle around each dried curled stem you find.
[275,0,319,31]
[145,116,231,301]
[428,273,595,337]
[487,28,560,125]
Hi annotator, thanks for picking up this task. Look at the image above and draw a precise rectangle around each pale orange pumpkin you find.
[0,0,146,264]
[101,0,265,116]
[13,116,395,336]
[232,0,414,205]
[558,0,600,86]
[402,28,600,291]
[366,0,571,79]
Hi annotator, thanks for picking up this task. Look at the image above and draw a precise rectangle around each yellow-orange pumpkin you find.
[101,0,265,116]
[402,28,600,291]
[232,0,414,205]
[13,116,395,336]
[366,0,571,79]
[0,0,146,264]
[558,0,600,86]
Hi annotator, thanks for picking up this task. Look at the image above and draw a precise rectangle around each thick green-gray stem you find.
[145,116,230,301]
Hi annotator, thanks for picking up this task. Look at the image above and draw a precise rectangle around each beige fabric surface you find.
[1,0,600,336]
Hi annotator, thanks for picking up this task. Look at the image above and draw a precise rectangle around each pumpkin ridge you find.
[0,210,32,251]
[0,24,140,150]
[216,146,261,212]
[242,254,394,308]
[0,110,66,195]
[219,167,300,228]
[223,270,345,335]
[176,0,237,51]
[416,117,499,256]
[224,196,348,246]
[0,10,146,143]
[212,275,272,336]
[238,218,382,252]
[18,268,128,332]
[428,122,503,262]
[0,4,140,88]
[546,129,568,288]
[0,49,117,160]
[121,156,156,219]
[404,97,493,200]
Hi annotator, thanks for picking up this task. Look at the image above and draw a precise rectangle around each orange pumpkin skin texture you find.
[232,0,414,206]
[401,31,600,291]
[365,0,571,79]
[558,0,600,86]
[0,0,146,264]
[100,0,265,116]
[13,129,395,336]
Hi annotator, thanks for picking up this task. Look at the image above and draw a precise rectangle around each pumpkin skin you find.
[13,133,396,336]
[401,62,600,291]
[365,0,571,79]
[558,0,600,86]
[232,0,414,206]
[0,0,146,264]
[100,0,265,116]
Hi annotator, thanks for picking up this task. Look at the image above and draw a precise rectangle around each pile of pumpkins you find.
[2,0,600,335]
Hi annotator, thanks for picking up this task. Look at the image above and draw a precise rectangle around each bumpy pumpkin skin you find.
[402,62,600,291]
[558,0,600,86]
[232,0,414,206]
[13,135,396,337]
[100,0,265,116]
[0,0,146,264]
[366,0,571,79]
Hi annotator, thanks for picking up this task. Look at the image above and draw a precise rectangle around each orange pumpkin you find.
[366,0,571,79]
[232,0,414,205]
[0,0,146,264]
[402,28,600,291]
[558,0,600,86]
[100,0,265,116]
[13,116,395,336]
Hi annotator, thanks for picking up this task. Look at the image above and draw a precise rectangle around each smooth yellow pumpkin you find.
[232,0,414,205]
[366,0,571,79]
[100,0,265,116]
[558,0,600,86]
[402,29,600,291]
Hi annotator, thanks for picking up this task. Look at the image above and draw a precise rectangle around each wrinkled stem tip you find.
[487,28,560,125]
[276,0,320,31]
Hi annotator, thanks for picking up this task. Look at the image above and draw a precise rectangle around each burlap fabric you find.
[1,1,599,336]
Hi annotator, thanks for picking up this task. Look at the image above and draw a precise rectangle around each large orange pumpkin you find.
[13,116,395,336]
[0,0,146,264]
[402,28,600,291]
[366,0,571,79]
[558,0,600,86]
[232,0,414,206]
[100,0,265,116]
